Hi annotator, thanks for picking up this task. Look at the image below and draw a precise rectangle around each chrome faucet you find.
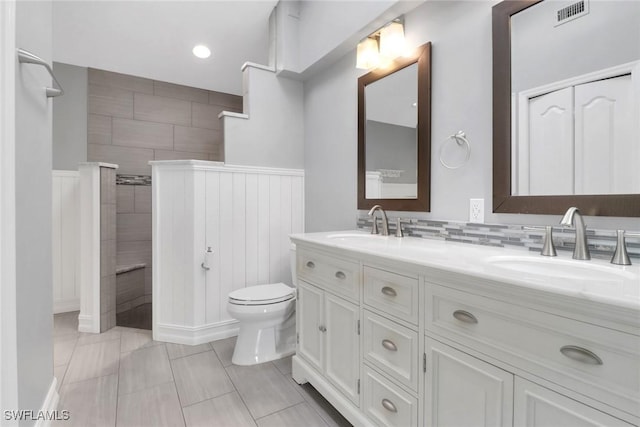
[368,205,390,236]
[560,207,591,260]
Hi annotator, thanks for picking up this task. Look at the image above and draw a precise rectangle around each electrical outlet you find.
[469,199,484,223]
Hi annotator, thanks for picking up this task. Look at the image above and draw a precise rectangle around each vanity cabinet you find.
[290,237,640,427]
[296,247,361,406]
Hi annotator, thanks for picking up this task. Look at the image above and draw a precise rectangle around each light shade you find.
[192,44,211,59]
[356,37,380,70]
[379,21,406,59]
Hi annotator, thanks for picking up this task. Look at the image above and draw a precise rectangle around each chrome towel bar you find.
[17,48,64,98]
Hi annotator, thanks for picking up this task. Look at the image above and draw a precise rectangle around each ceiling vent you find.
[555,0,589,26]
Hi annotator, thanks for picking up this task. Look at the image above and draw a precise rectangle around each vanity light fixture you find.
[192,44,211,59]
[356,37,380,69]
[356,19,406,70]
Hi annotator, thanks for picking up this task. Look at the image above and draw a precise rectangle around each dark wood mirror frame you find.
[492,0,640,217]
[358,42,431,212]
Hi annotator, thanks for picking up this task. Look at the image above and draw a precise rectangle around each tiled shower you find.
[84,68,242,329]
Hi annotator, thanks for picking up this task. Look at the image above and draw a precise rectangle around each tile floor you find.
[53,312,352,427]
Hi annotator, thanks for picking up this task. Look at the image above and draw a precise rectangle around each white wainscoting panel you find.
[52,171,80,314]
[152,161,304,344]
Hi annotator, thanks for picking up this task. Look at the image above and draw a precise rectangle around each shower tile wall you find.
[100,166,117,332]
[87,68,242,303]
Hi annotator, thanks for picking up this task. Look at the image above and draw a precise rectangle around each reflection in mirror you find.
[510,0,640,197]
[492,0,640,216]
[365,63,418,199]
[358,42,431,212]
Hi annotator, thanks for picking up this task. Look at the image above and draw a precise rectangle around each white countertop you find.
[290,230,640,311]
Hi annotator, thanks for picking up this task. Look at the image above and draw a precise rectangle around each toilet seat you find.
[228,283,295,306]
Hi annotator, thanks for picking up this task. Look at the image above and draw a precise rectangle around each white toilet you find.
[227,246,297,365]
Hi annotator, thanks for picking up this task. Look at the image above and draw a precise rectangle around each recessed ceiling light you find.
[192,44,211,59]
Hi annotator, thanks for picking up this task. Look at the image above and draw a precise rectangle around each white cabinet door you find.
[325,293,360,405]
[514,377,633,427]
[425,337,514,427]
[297,281,324,372]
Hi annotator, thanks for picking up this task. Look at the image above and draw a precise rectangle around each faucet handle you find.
[371,216,379,235]
[395,218,404,238]
[611,230,640,265]
[523,226,557,257]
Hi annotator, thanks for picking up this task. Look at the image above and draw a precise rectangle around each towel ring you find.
[439,131,470,169]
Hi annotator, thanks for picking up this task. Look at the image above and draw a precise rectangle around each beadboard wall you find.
[152,161,304,344]
[52,171,81,313]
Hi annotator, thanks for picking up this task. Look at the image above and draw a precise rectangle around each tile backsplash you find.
[356,217,640,260]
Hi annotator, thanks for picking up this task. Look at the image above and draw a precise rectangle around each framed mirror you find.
[493,0,640,216]
[358,42,431,211]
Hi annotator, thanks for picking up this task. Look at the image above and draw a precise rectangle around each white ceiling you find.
[53,0,279,95]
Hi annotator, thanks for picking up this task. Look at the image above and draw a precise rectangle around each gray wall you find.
[52,63,87,170]
[304,0,640,232]
[15,0,54,420]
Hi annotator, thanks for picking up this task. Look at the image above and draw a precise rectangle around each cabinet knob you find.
[453,310,478,324]
[381,398,398,413]
[306,261,315,269]
[318,325,326,333]
[381,286,397,297]
[381,339,398,352]
[560,345,603,365]
[335,271,346,280]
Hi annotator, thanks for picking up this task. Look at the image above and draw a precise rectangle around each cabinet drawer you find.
[297,248,359,300]
[363,310,418,391]
[363,366,418,427]
[364,266,419,324]
[427,284,640,418]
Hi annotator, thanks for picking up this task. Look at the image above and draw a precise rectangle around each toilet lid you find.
[229,283,295,305]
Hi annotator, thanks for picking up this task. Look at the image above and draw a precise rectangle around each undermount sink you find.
[487,255,637,281]
[326,232,384,241]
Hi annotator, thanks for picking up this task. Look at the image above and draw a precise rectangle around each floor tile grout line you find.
[179,389,238,410]
[165,343,189,427]
[167,342,212,361]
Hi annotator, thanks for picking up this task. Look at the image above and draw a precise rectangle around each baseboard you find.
[53,298,80,314]
[34,377,59,427]
[292,355,374,427]
[153,320,239,345]
[77,313,97,333]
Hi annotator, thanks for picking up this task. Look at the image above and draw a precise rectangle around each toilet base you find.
[231,311,296,366]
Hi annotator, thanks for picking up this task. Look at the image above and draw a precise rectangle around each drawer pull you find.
[381,398,398,413]
[453,310,478,324]
[306,261,315,269]
[560,345,603,365]
[318,325,326,333]
[381,286,397,297]
[335,271,346,280]
[382,339,398,352]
